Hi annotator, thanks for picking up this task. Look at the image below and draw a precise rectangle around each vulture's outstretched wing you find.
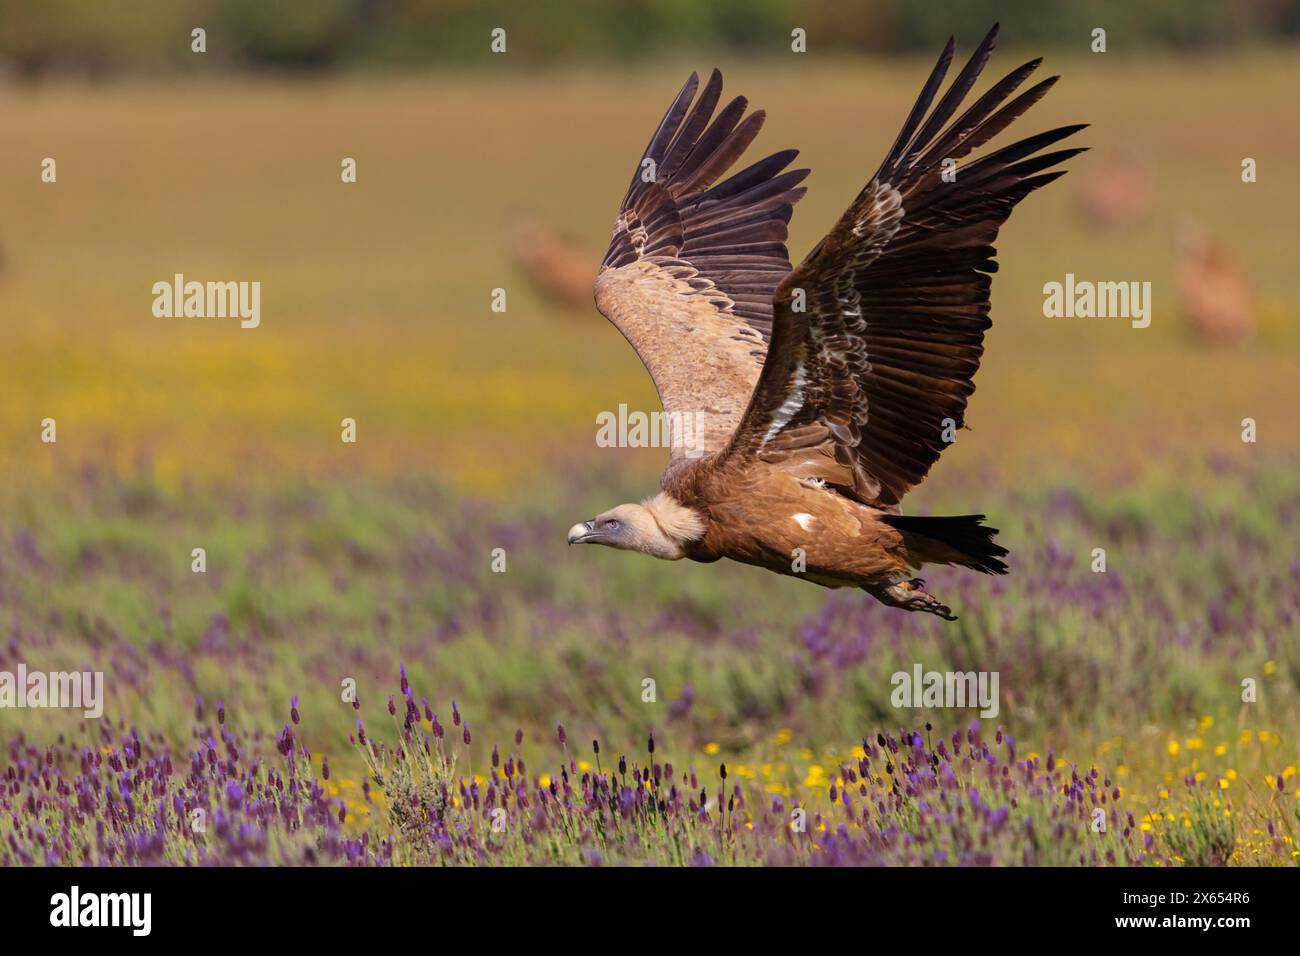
[726,25,1085,507]
[595,70,808,460]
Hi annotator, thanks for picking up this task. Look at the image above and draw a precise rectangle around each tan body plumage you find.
[670,463,909,585]
[565,25,1085,619]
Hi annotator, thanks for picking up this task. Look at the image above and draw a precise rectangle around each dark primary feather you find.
[601,69,810,339]
[729,23,1086,507]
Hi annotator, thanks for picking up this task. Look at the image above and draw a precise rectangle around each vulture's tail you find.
[881,514,1009,575]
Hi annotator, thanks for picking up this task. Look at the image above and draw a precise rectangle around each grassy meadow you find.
[1,49,1297,865]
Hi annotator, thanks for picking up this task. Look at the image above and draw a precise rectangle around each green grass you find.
[0,56,1297,864]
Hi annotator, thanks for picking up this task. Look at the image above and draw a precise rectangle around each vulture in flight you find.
[567,25,1085,619]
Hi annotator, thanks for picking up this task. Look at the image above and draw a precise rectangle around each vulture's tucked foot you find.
[870,579,958,621]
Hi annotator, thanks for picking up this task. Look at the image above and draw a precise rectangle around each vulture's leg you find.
[867,578,958,621]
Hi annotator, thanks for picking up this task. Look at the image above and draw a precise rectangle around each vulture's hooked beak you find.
[567,520,597,545]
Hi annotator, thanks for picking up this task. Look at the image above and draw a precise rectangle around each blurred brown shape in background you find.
[505,214,597,315]
[1175,218,1255,346]
[1073,148,1153,232]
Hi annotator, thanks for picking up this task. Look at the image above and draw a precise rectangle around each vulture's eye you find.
[603,518,620,531]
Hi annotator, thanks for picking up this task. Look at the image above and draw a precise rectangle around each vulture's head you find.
[567,494,705,561]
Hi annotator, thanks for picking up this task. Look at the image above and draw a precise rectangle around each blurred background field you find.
[0,2,1297,864]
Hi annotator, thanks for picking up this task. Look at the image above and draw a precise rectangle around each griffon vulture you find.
[568,25,1085,619]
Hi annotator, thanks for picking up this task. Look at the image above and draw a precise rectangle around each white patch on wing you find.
[762,362,806,446]
[792,513,814,531]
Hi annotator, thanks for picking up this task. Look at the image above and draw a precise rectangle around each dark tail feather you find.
[881,513,1009,574]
